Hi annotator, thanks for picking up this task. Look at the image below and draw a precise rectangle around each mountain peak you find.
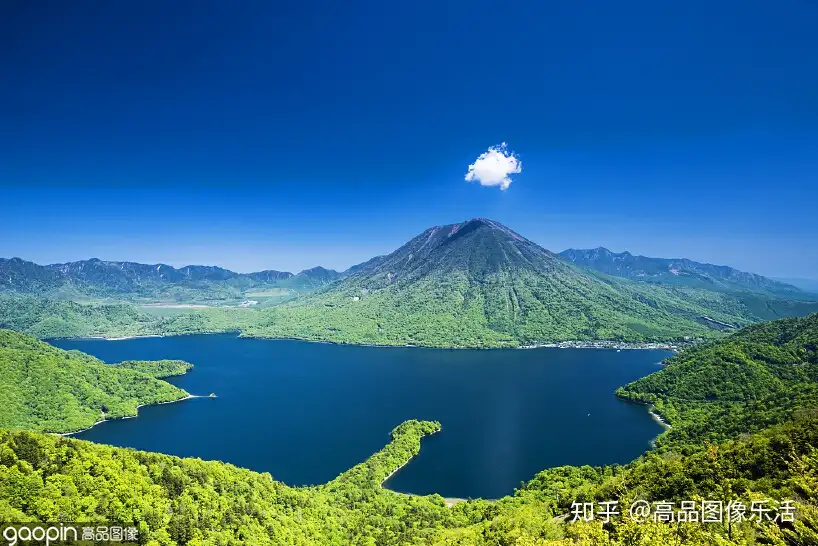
[460,217,509,229]
[345,218,558,283]
[439,218,525,243]
[296,266,338,277]
[462,217,493,226]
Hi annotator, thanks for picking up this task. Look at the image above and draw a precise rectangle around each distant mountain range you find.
[773,277,818,294]
[3,218,818,346]
[242,218,818,346]
[0,257,340,302]
[559,247,811,298]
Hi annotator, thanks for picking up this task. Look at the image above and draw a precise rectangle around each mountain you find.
[0,329,191,433]
[246,218,818,346]
[559,247,807,297]
[4,220,818,345]
[0,258,336,302]
[774,277,818,294]
[245,269,294,283]
[0,257,65,293]
[344,218,563,282]
[281,266,341,290]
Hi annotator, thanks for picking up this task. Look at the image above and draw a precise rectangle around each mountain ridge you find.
[0,257,340,301]
[559,246,808,297]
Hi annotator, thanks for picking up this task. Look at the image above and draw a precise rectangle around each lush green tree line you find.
[3,414,818,544]
[617,313,818,449]
[0,330,192,434]
[3,279,818,348]
[116,360,193,378]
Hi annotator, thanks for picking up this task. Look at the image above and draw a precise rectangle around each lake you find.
[51,335,670,499]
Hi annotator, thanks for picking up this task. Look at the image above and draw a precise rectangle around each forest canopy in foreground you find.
[2,414,818,545]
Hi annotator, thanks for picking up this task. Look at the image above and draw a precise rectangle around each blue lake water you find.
[51,335,669,499]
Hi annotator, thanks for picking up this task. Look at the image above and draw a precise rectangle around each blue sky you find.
[1,0,817,277]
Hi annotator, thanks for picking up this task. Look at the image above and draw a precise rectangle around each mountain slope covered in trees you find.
[617,312,818,449]
[0,330,192,433]
[243,219,818,346]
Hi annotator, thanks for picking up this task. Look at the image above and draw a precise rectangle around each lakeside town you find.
[519,338,706,352]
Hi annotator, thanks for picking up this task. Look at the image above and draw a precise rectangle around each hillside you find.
[281,266,341,290]
[617,312,818,448]
[0,329,192,433]
[560,247,810,298]
[0,296,163,338]
[0,257,338,303]
[243,219,818,346]
[3,317,818,544]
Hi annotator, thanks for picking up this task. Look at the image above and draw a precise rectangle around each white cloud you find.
[464,142,522,191]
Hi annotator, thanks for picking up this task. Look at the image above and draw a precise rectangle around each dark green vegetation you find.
[0,296,252,339]
[0,330,192,434]
[618,312,818,449]
[560,247,815,300]
[116,359,193,378]
[3,219,818,347]
[0,257,340,303]
[0,296,164,338]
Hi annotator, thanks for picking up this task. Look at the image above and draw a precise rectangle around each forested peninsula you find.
[0,330,193,434]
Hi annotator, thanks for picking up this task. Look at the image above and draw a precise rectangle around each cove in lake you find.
[52,335,670,499]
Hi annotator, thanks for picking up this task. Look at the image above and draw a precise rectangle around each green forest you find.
[116,360,193,378]
[3,282,818,349]
[617,314,818,449]
[0,330,192,434]
[3,315,818,544]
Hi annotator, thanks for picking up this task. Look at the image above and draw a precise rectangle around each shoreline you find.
[648,406,671,449]
[380,428,471,507]
[245,333,691,351]
[518,339,697,352]
[72,334,166,341]
[54,394,205,437]
[73,331,692,352]
[615,395,671,448]
[381,428,440,488]
[648,405,671,430]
